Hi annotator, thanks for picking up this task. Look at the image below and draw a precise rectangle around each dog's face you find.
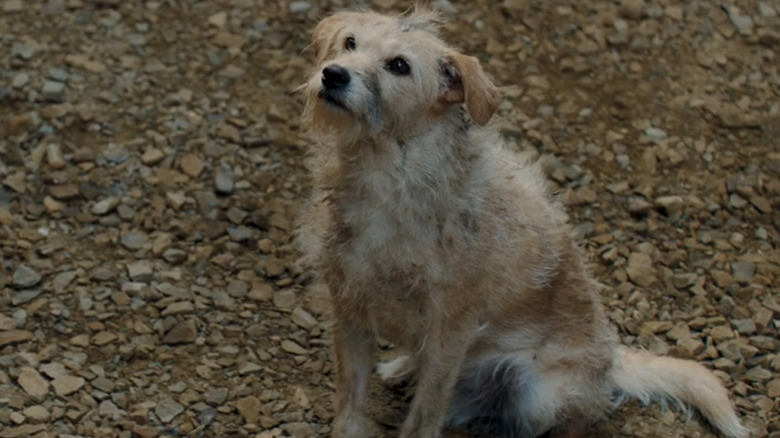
[306,9,500,138]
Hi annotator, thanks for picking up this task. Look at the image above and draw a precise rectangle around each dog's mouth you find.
[318,89,350,112]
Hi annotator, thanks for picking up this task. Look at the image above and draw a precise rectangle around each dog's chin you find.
[318,90,351,113]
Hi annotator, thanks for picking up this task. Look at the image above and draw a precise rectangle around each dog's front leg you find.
[399,314,473,438]
[332,317,374,438]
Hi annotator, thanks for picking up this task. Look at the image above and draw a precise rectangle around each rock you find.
[644,127,666,140]
[289,1,312,14]
[208,11,227,28]
[273,289,296,310]
[0,330,34,347]
[281,340,308,355]
[92,197,120,215]
[767,379,780,398]
[626,252,656,287]
[127,260,154,282]
[204,387,229,405]
[121,232,148,250]
[619,0,645,20]
[17,367,49,401]
[236,396,261,424]
[12,264,42,288]
[154,398,184,423]
[291,307,318,330]
[180,153,205,178]
[215,170,234,195]
[22,405,50,423]
[162,319,196,344]
[51,374,85,396]
[41,80,66,102]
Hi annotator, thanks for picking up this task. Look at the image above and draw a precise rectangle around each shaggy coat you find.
[297,7,747,438]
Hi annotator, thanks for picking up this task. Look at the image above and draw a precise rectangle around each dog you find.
[296,6,748,438]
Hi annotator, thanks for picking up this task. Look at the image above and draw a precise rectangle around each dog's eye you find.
[387,57,410,76]
[344,36,356,51]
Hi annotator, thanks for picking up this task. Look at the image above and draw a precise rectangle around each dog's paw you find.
[333,413,375,438]
[377,355,414,386]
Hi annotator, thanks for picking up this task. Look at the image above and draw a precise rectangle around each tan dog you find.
[297,7,747,438]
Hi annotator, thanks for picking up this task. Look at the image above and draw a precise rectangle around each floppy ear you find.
[312,14,344,64]
[439,52,501,125]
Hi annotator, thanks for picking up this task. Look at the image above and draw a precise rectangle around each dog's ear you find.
[312,14,343,64]
[400,3,442,33]
[439,53,501,125]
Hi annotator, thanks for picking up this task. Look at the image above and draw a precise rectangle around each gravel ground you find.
[0,0,778,437]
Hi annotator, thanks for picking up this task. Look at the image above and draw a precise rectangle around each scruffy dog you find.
[297,7,747,438]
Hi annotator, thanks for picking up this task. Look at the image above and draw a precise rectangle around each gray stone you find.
[41,80,66,102]
[13,264,42,288]
[155,398,184,423]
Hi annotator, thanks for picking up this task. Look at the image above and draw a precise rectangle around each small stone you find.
[13,264,42,288]
[99,400,124,420]
[767,379,780,398]
[626,252,656,287]
[215,170,235,195]
[619,0,645,19]
[46,143,66,169]
[654,195,684,219]
[141,148,166,165]
[291,307,318,330]
[248,283,274,302]
[644,127,666,140]
[204,387,229,405]
[127,260,154,282]
[161,301,194,316]
[281,340,308,355]
[22,405,50,423]
[92,331,117,346]
[12,72,30,88]
[709,325,735,342]
[121,231,148,250]
[273,289,296,310]
[642,321,674,334]
[289,1,311,14]
[208,11,227,27]
[180,153,205,178]
[155,398,184,423]
[731,261,755,283]
[41,80,66,102]
[236,396,261,424]
[17,367,49,401]
[0,313,15,330]
[92,197,120,215]
[162,319,197,344]
[51,374,86,396]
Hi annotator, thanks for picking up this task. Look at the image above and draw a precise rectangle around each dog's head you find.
[305,8,501,138]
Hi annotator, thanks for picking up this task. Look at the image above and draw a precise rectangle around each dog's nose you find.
[322,65,350,89]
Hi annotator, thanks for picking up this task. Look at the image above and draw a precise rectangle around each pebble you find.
[162,319,197,344]
[92,196,120,215]
[626,252,656,287]
[236,396,261,424]
[41,80,66,102]
[12,264,42,289]
[17,367,50,401]
[155,398,184,423]
[180,153,205,178]
[289,1,312,14]
[51,374,85,396]
[215,170,235,195]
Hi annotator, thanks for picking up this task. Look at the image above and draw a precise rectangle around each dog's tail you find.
[609,346,747,438]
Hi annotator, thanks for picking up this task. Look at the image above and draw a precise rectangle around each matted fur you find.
[297,6,747,438]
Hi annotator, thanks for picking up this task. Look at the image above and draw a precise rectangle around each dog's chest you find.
[330,166,459,287]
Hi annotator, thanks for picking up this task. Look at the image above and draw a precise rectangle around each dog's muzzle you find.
[319,64,350,110]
